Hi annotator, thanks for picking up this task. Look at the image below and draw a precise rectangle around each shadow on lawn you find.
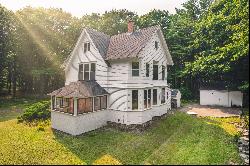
[0,109,24,122]
[52,112,241,165]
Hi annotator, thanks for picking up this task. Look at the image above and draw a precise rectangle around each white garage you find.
[200,89,243,107]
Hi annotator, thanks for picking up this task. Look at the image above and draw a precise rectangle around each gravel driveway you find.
[179,104,242,117]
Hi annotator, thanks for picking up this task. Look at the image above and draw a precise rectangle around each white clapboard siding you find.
[65,28,172,114]
[65,31,109,86]
[107,88,128,111]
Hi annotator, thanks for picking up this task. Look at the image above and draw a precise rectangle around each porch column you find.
[73,97,78,116]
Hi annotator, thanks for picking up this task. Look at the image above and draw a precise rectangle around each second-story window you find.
[146,63,150,77]
[90,63,96,80]
[84,42,90,53]
[78,64,83,80]
[84,63,96,80]
[84,64,90,80]
[153,64,158,80]
[162,66,165,80]
[132,61,139,77]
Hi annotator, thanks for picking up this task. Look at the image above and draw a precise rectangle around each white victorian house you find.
[48,21,174,135]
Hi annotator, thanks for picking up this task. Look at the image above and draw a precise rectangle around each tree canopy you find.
[0,0,249,104]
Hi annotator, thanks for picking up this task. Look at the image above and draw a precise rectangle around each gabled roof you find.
[48,80,109,98]
[63,25,173,69]
[106,26,160,60]
[85,28,110,59]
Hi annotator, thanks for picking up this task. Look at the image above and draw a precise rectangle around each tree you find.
[184,0,249,93]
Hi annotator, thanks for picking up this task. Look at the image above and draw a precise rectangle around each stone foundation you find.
[107,112,171,133]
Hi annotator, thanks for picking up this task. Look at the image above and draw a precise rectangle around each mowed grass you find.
[0,112,241,165]
[0,98,42,122]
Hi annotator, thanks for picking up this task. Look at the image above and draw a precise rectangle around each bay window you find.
[132,90,138,110]
[148,89,151,108]
[161,88,166,104]
[144,89,152,109]
[153,89,157,105]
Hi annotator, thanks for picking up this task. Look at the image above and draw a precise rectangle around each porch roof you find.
[48,80,108,98]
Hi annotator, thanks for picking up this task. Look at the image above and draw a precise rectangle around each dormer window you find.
[132,61,140,77]
[84,42,90,53]
[155,41,159,50]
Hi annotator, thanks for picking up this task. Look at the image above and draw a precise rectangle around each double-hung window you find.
[132,90,138,110]
[144,89,152,109]
[153,89,157,105]
[83,63,96,80]
[132,62,139,77]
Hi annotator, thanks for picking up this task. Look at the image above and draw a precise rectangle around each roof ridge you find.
[85,27,110,37]
[110,25,160,38]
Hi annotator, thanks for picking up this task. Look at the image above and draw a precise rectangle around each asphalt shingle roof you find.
[48,81,108,98]
[106,26,160,60]
[86,28,110,59]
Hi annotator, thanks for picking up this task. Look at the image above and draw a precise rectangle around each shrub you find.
[17,100,51,123]
[179,87,192,99]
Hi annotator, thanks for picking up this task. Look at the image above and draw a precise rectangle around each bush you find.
[179,87,192,99]
[17,100,51,123]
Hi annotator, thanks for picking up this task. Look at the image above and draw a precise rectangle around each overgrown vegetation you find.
[0,0,248,101]
[0,112,242,164]
[17,100,50,123]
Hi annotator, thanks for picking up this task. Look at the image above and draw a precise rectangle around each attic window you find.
[84,42,90,53]
[155,41,159,50]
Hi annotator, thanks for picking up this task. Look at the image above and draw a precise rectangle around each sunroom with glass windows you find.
[48,80,108,116]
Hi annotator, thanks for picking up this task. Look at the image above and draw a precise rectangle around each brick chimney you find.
[127,20,134,33]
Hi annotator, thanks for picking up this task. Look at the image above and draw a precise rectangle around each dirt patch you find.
[179,104,242,117]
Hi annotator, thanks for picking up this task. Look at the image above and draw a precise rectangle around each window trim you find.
[161,88,166,104]
[84,42,90,53]
[132,90,139,110]
[153,64,158,80]
[146,63,150,77]
[80,62,96,81]
[132,61,140,77]
[153,89,157,105]
[155,41,159,50]
[162,65,165,80]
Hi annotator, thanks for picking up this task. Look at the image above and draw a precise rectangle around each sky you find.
[0,0,188,17]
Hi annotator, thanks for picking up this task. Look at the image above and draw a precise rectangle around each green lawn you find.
[0,112,242,165]
[0,98,43,122]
